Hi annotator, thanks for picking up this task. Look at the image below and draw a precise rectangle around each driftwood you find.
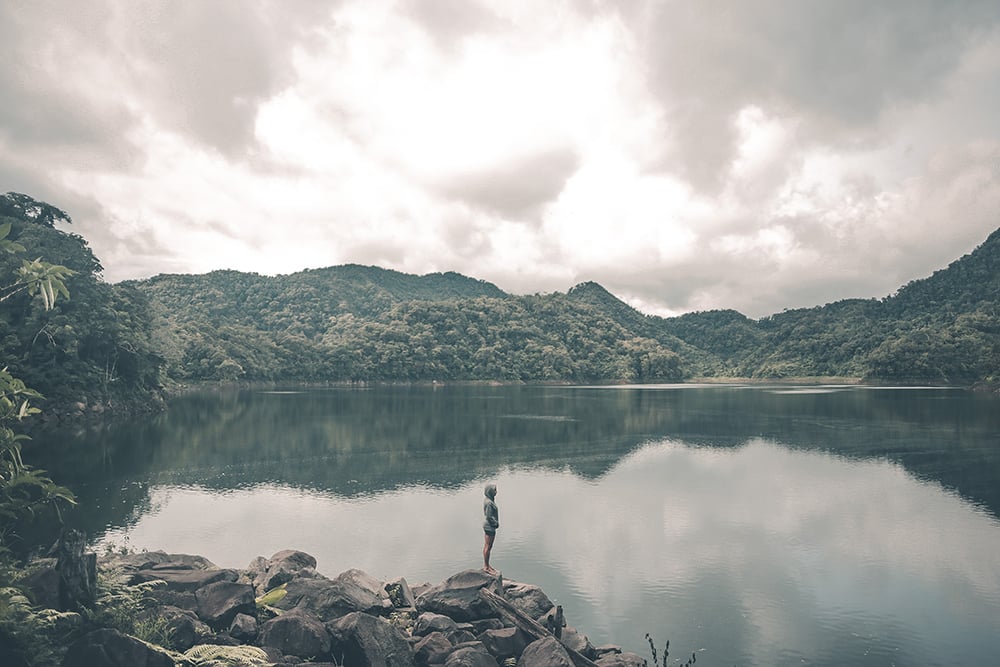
[478,588,599,667]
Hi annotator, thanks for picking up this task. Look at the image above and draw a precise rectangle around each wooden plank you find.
[479,588,600,667]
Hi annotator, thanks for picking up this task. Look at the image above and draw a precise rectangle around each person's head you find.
[485,483,497,500]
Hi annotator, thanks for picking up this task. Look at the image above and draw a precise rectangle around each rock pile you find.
[21,548,648,667]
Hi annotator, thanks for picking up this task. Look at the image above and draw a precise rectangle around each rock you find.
[62,627,174,667]
[275,572,385,621]
[19,558,61,609]
[339,568,387,599]
[445,643,500,667]
[595,652,647,667]
[229,612,259,641]
[479,627,528,661]
[195,581,256,630]
[32,608,83,636]
[414,612,460,637]
[99,551,217,577]
[470,618,505,634]
[517,636,574,667]
[559,627,596,660]
[414,631,453,666]
[327,611,415,667]
[445,627,479,645]
[130,567,238,592]
[156,606,212,652]
[248,550,318,595]
[416,570,502,622]
[385,576,417,608]
[503,582,554,621]
[259,611,332,659]
[183,644,274,665]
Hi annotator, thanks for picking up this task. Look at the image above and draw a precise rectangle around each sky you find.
[2,0,999,318]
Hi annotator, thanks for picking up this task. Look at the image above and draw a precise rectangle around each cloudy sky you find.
[2,0,999,318]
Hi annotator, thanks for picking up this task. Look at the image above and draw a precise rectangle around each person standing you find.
[483,483,499,574]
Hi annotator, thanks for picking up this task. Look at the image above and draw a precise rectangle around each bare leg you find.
[483,532,497,574]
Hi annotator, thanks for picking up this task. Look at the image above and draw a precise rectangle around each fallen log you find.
[478,588,599,667]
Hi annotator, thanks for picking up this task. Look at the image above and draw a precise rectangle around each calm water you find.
[31,384,1000,666]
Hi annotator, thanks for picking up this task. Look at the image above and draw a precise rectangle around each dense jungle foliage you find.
[3,193,999,406]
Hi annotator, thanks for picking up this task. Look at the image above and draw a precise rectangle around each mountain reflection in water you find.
[29,384,1000,666]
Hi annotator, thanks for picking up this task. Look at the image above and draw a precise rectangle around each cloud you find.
[1,0,999,317]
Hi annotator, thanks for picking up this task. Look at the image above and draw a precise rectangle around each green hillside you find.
[2,192,998,405]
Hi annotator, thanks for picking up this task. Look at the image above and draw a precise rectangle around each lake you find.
[31,384,1000,666]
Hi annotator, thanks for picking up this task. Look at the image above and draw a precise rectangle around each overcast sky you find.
[2,0,998,318]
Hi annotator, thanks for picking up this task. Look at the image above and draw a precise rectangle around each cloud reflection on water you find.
[102,436,1000,665]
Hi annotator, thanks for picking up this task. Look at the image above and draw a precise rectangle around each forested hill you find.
[658,227,1000,384]
[2,192,998,408]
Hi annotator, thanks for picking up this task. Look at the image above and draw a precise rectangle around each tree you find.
[0,195,76,556]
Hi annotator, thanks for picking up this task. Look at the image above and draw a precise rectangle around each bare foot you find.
[483,566,498,575]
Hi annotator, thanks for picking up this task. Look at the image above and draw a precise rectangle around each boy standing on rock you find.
[483,483,499,574]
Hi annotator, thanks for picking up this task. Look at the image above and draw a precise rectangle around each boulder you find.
[62,627,174,667]
[154,606,211,651]
[445,643,500,667]
[416,570,501,622]
[413,612,460,637]
[414,631,454,666]
[517,636,574,667]
[479,627,528,661]
[229,612,259,641]
[246,550,318,595]
[339,568,387,598]
[259,611,332,659]
[274,572,385,621]
[595,652,647,667]
[503,582,554,621]
[18,558,61,609]
[99,551,216,577]
[327,611,415,667]
[470,618,505,634]
[130,567,237,592]
[559,627,596,660]
[195,581,256,629]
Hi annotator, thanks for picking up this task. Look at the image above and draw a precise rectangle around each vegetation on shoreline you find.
[2,191,999,410]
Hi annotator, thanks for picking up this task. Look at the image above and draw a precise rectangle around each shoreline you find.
[8,543,644,667]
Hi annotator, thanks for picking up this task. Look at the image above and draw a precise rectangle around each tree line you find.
[2,193,998,415]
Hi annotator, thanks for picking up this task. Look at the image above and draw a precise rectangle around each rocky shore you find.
[6,542,648,667]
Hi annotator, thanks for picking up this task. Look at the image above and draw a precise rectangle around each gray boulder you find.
[259,610,332,659]
[19,558,60,609]
[445,643,500,667]
[62,627,174,667]
[245,550,318,595]
[195,581,256,629]
[229,612,259,641]
[479,627,528,661]
[155,606,212,651]
[416,570,501,622]
[131,567,237,592]
[595,652,647,667]
[414,631,453,666]
[503,582,554,621]
[559,627,596,660]
[327,611,415,667]
[517,636,574,667]
[275,571,385,621]
[413,612,460,637]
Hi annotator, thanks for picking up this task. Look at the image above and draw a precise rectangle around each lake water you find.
[31,384,1000,666]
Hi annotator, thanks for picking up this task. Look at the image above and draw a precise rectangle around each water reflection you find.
[27,385,1000,666]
